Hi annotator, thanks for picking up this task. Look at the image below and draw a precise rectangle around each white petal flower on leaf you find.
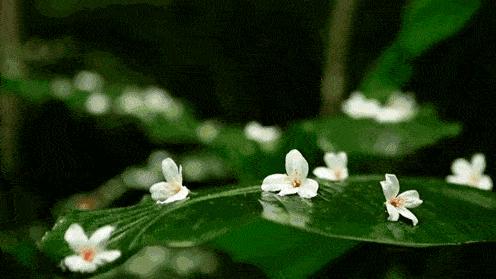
[380,174,423,226]
[150,158,190,204]
[341,92,381,119]
[375,92,417,123]
[446,154,493,190]
[63,223,121,273]
[244,121,281,143]
[261,149,319,198]
[313,152,349,181]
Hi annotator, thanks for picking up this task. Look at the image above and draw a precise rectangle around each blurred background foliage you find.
[1,0,496,278]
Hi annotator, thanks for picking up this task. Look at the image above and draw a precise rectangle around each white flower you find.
[313,152,349,181]
[196,120,220,143]
[85,92,111,115]
[143,87,173,112]
[261,149,319,198]
[117,88,144,114]
[50,78,73,99]
[63,223,121,273]
[381,174,423,226]
[341,92,381,119]
[375,92,417,123]
[244,121,281,143]
[150,158,190,204]
[73,71,104,92]
[446,154,493,190]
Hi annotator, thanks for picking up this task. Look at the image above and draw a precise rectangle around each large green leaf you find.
[212,220,357,279]
[41,176,496,276]
[360,0,480,100]
[285,106,460,159]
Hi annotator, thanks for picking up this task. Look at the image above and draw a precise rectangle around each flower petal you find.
[297,179,319,198]
[150,182,176,202]
[446,175,466,185]
[162,186,190,204]
[64,224,88,251]
[385,203,399,222]
[471,153,486,173]
[162,158,182,184]
[375,107,411,123]
[324,152,347,169]
[397,190,423,208]
[477,175,493,191]
[277,185,300,196]
[380,174,399,200]
[397,207,419,226]
[339,168,349,180]
[451,158,471,176]
[64,255,98,273]
[342,92,381,119]
[93,250,121,265]
[89,225,114,246]
[261,174,290,192]
[285,149,309,179]
[312,167,336,180]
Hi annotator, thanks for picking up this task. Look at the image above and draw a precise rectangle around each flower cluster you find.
[342,91,417,123]
[50,72,183,119]
[61,147,494,272]
[117,86,183,120]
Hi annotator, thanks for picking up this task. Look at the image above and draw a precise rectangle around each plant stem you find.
[320,0,358,116]
[1,0,24,178]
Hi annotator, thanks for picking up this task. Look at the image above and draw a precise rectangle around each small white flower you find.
[381,174,423,226]
[313,152,349,181]
[196,120,220,143]
[50,78,73,99]
[117,88,144,115]
[261,149,319,198]
[150,158,190,204]
[143,87,173,112]
[341,92,381,119]
[73,71,104,92]
[63,223,121,273]
[446,154,493,190]
[85,92,111,115]
[244,121,281,143]
[375,92,417,123]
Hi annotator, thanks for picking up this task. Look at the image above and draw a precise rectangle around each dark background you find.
[1,0,495,277]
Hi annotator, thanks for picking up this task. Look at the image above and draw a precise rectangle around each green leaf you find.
[212,220,357,279]
[41,176,496,276]
[35,0,174,17]
[399,0,480,56]
[286,106,460,158]
[360,0,480,100]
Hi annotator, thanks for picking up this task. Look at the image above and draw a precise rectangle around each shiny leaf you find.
[41,176,496,276]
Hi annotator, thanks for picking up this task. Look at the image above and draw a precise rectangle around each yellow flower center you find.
[468,173,480,186]
[292,178,302,188]
[81,248,95,262]
[389,197,404,208]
